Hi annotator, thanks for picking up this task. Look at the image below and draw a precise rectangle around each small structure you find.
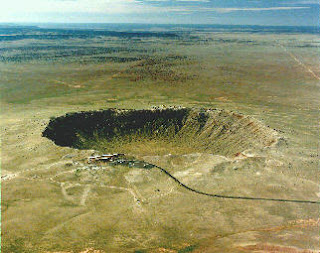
[88,153,124,163]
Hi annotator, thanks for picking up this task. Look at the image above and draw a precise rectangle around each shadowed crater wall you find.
[42,108,278,156]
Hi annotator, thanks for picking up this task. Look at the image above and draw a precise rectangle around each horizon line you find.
[0,22,319,28]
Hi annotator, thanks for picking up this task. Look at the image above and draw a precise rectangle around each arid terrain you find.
[1,24,319,252]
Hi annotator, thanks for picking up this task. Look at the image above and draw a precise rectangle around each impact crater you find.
[42,108,278,157]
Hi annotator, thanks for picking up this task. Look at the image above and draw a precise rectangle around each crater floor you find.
[42,108,278,157]
[1,29,319,253]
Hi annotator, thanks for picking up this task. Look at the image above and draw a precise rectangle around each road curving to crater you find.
[42,107,320,205]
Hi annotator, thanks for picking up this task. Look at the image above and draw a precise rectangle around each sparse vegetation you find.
[1,24,319,253]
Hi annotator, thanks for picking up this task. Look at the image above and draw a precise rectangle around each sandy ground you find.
[1,31,319,252]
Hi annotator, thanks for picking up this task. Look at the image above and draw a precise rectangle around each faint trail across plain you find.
[278,43,320,81]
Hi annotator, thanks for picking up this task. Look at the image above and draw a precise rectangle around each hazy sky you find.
[1,0,319,26]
